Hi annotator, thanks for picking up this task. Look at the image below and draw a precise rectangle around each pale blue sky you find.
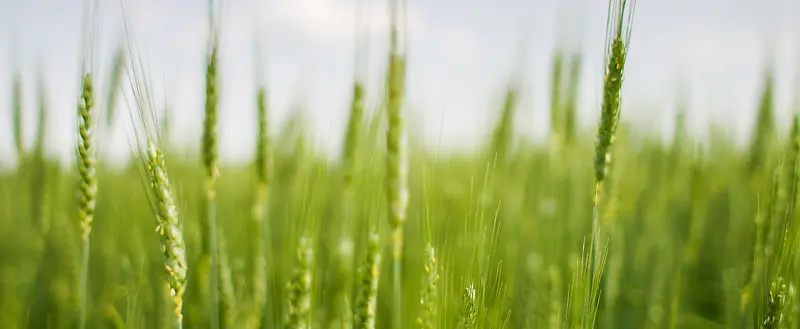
[0,0,797,166]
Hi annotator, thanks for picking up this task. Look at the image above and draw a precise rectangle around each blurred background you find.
[0,0,797,166]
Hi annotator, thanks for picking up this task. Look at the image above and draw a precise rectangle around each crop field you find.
[1,0,799,328]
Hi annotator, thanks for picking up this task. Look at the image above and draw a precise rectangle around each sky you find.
[0,0,798,167]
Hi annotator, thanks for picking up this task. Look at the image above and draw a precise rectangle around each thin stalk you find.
[339,79,365,328]
[79,239,90,328]
[218,233,235,328]
[203,42,221,329]
[251,87,270,328]
[386,0,408,327]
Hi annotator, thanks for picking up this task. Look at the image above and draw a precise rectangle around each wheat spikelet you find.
[353,232,381,329]
[285,236,313,329]
[145,141,188,329]
[416,245,439,329]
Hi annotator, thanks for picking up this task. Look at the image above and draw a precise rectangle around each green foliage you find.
[3,110,800,329]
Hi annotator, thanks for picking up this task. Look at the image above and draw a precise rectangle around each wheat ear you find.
[77,74,97,329]
[589,0,637,315]
[146,141,188,329]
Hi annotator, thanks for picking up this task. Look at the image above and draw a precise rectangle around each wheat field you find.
[1,0,799,328]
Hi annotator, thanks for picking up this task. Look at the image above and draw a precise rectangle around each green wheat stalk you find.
[126,40,190,326]
[386,0,408,327]
[76,73,97,329]
[593,0,637,216]
[335,78,366,329]
[588,2,637,325]
[250,86,270,329]
[202,25,222,329]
